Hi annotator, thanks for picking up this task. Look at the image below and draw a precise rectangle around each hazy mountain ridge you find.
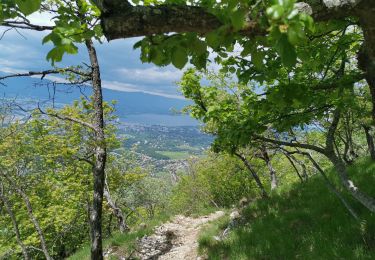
[0,76,192,119]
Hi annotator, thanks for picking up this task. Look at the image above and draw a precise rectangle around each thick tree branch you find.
[100,4,224,40]
[255,135,326,154]
[93,0,365,41]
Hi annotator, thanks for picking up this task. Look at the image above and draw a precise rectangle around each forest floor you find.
[111,210,225,260]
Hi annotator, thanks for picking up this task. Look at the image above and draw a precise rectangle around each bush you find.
[170,153,262,215]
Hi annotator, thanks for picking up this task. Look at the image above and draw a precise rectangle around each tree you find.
[0,98,120,259]
[7,0,368,123]
[2,0,375,258]
[179,67,375,212]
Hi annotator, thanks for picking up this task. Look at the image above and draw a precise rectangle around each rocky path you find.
[136,211,225,260]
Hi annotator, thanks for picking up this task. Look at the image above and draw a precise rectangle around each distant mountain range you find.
[0,76,197,126]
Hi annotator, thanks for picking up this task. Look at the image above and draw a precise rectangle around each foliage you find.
[170,153,265,214]
[1,0,316,69]
[198,159,375,259]
[0,98,119,259]
[68,210,172,260]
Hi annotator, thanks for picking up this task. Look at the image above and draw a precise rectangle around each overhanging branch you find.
[94,0,363,41]
[255,135,326,154]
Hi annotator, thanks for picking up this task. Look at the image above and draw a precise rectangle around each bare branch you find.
[255,135,327,155]
[37,104,96,131]
[1,21,54,31]
[0,69,91,81]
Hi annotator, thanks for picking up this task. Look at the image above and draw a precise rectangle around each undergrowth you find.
[68,212,171,260]
[198,158,375,259]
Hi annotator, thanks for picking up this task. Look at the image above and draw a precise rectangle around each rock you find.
[238,197,248,208]
[139,222,147,229]
[213,236,221,241]
[222,209,244,238]
[230,210,240,220]
[294,2,313,15]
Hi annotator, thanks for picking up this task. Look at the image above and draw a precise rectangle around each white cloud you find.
[0,42,39,58]
[0,67,28,74]
[28,12,55,26]
[102,80,184,99]
[116,67,183,84]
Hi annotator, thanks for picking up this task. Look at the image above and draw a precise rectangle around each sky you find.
[0,13,185,99]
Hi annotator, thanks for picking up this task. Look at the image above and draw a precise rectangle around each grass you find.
[198,158,375,259]
[68,212,171,260]
[155,150,191,160]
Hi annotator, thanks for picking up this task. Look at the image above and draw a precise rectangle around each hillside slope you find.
[198,158,375,259]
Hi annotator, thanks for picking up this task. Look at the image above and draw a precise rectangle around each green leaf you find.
[16,0,41,15]
[46,47,64,65]
[252,51,264,69]
[206,31,220,49]
[191,39,207,55]
[133,40,143,50]
[276,35,297,67]
[230,9,246,31]
[266,5,284,20]
[149,47,166,65]
[0,4,3,23]
[171,47,188,69]
[287,22,306,45]
[46,43,77,65]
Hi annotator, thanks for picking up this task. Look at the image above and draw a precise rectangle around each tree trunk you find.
[260,147,278,191]
[325,109,375,212]
[234,152,268,198]
[10,184,52,260]
[304,153,359,220]
[283,153,304,183]
[357,1,375,122]
[0,188,30,260]
[103,180,129,233]
[363,125,375,160]
[85,39,107,260]
[327,153,375,212]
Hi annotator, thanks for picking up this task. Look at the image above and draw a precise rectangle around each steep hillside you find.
[198,158,375,259]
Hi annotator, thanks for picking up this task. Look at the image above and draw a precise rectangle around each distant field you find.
[176,144,201,152]
[155,151,191,160]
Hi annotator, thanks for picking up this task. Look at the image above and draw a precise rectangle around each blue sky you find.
[0,13,185,99]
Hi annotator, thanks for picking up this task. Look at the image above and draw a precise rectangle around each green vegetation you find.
[68,212,172,260]
[2,0,375,258]
[155,150,191,160]
[198,159,375,259]
[171,153,263,214]
[121,125,212,160]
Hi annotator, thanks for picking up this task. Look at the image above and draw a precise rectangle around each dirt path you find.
[137,211,225,260]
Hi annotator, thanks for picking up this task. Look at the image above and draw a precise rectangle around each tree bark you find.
[304,153,359,220]
[363,125,375,160]
[327,152,375,212]
[283,152,304,183]
[256,109,375,212]
[259,147,278,191]
[2,179,52,260]
[85,39,107,260]
[101,4,223,40]
[325,109,375,212]
[93,0,363,41]
[356,1,375,122]
[0,187,30,260]
[103,178,129,233]
[234,152,268,198]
